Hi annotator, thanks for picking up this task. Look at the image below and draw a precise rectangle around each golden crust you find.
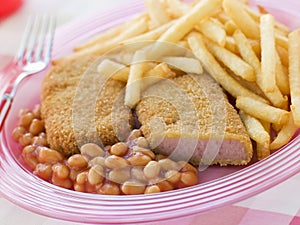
[41,56,134,156]
[136,73,253,165]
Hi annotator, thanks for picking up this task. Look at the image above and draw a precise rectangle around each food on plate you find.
[136,73,253,166]
[13,109,199,195]
[11,0,300,194]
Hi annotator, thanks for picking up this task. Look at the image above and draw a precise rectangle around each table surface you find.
[0,1,300,225]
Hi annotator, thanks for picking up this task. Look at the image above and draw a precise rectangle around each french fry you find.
[125,50,149,108]
[276,33,289,49]
[270,113,298,150]
[58,17,149,63]
[275,51,290,96]
[161,56,203,75]
[120,20,175,45]
[225,36,239,54]
[195,18,226,46]
[259,14,288,109]
[165,0,190,18]
[276,45,289,67]
[233,29,261,75]
[187,32,267,103]
[249,39,261,58]
[97,59,129,82]
[236,96,289,125]
[223,0,260,39]
[216,11,231,24]
[239,110,270,159]
[145,0,170,27]
[74,13,147,51]
[158,0,222,43]
[224,20,238,35]
[288,30,300,126]
[141,62,176,91]
[205,38,255,82]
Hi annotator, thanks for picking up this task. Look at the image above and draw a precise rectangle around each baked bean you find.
[67,154,88,168]
[131,167,147,182]
[121,181,146,195]
[128,153,152,166]
[52,163,70,179]
[69,169,81,181]
[89,156,106,167]
[22,145,36,154]
[80,143,105,158]
[37,146,64,163]
[110,142,128,156]
[145,185,160,194]
[135,137,149,148]
[19,133,33,146]
[143,161,161,179]
[177,161,198,174]
[88,165,105,185]
[18,108,29,117]
[32,136,48,146]
[34,163,52,180]
[97,182,120,195]
[23,154,38,169]
[180,171,198,186]
[155,154,167,161]
[108,168,131,184]
[127,129,142,141]
[74,183,85,192]
[19,112,34,127]
[165,170,181,184]
[12,126,26,141]
[52,174,72,189]
[132,146,155,159]
[105,155,128,169]
[32,104,41,119]
[76,171,88,185]
[157,180,174,192]
[29,119,44,136]
[158,158,178,171]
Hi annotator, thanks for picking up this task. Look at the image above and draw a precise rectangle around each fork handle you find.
[0,94,12,130]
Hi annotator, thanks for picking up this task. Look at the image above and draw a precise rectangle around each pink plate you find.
[0,0,300,224]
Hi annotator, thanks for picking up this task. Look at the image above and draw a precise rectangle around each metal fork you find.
[0,15,56,128]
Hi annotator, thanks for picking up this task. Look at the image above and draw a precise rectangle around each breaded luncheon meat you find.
[136,73,253,166]
[41,55,134,156]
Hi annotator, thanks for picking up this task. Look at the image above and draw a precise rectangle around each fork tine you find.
[43,15,56,64]
[35,15,50,62]
[25,15,42,63]
[15,16,34,64]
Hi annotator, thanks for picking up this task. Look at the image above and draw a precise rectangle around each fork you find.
[0,15,55,129]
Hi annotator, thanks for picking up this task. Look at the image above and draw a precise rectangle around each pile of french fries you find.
[66,0,300,161]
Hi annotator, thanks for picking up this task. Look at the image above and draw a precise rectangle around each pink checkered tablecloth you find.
[0,0,300,225]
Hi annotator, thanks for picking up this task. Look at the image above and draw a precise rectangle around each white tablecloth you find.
[0,1,299,224]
